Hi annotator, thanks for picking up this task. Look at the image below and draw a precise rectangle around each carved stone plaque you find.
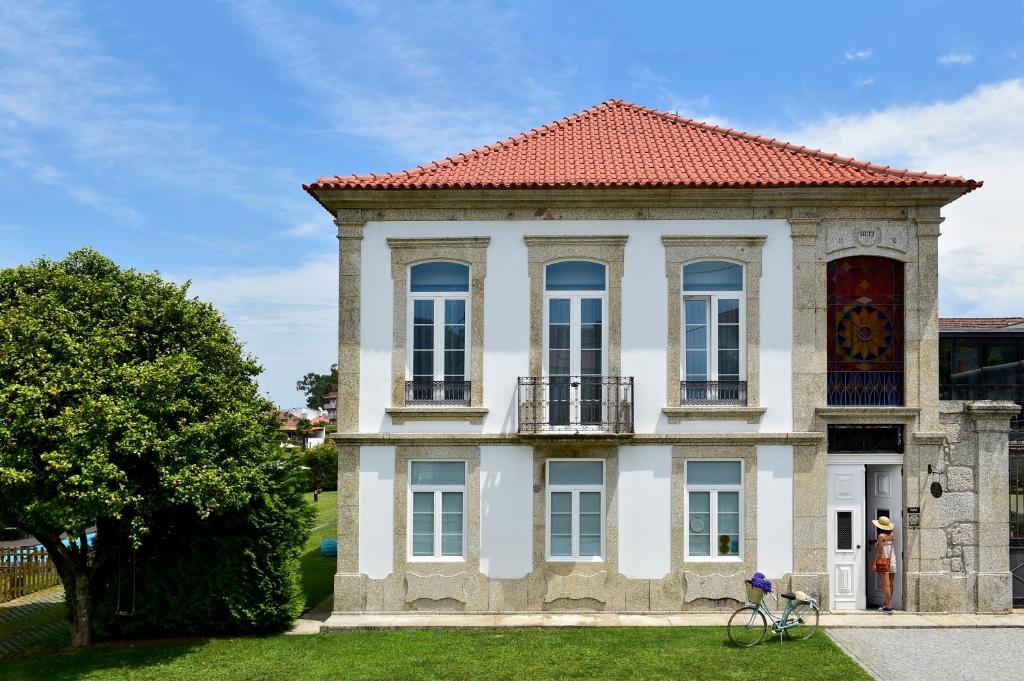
[825,221,909,255]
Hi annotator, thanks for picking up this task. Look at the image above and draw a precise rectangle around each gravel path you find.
[828,628,1023,681]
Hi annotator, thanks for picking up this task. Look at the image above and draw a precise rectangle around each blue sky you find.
[2,1,1023,407]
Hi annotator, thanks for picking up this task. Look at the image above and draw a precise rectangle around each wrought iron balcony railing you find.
[405,381,471,406]
[827,371,904,407]
[517,376,634,434]
[680,380,747,406]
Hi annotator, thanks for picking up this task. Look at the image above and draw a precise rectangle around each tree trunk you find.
[66,570,92,647]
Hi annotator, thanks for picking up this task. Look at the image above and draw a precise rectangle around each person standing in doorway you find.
[872,516,896,613]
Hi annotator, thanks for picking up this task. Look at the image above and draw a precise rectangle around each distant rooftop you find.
[939,317,1024,331]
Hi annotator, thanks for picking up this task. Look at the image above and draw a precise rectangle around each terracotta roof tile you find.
[305,99,981,194]
[939,317,1024,330]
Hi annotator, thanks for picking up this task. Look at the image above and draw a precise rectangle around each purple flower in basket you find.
[750,572,773,594]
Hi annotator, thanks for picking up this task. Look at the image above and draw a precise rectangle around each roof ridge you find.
[612,99,970,184]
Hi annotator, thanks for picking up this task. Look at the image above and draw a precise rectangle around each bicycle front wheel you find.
[784,602,819,640]
[728,605,767,647]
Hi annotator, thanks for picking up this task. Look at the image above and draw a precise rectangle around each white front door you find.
[865,464,902,609]
[827,463,866,610]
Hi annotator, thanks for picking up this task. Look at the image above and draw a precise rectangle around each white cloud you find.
[0,2,308,231]
[938,52,975,65]
[854,77,876,87]
[782,79,1024,316]
[283,219,334,239]
[228,0,564,165]
[845,49,873,61]
[178,254,338,407]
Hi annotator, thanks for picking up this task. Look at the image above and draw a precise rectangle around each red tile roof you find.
[305,99,981,194]
[939,317,1024,330]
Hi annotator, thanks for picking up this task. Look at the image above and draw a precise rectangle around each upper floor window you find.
[827,256,904,406]
[409,262,469,400]
[682,261,744,401]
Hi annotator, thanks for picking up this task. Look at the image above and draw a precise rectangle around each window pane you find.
[579,512,601,535]
[685,325,708,350]
[412,512,433,533]
[550,534,572,556]
[412,533,434,556]
[581,324,602,350]
[688,461,742,485]
[718,324,739,351]
[685,350,707,380]
[413,299,434,325]
[549,298,570,324]
[550,491,572,513]
[717,298,740,325]
[579,534,601,557]
[718,349,739,380]
[581,298,602,324]
[689,490,711,557]
[548,349,570,375]
[412,491,434,512]
[550,512,571,534]
[413,351,433,378]
[719,534,740,556]
[441,533,463,556]
[580,349,601,375]
[444,299,466,325]
[579,491,601,513]
[413,325,434,351]
[411,461,466,485]
[411,262,469,292]
[718,513,740,534]
[546,261,606,291]
[688,490,710,513]
[549,460,604,485]
[444,351,465,379]
[683,261,743,291]
[441,491,463,512]
[718,490,739,513]
[549,325,570,349]
[685,297,708,325]
[689,534,710,556]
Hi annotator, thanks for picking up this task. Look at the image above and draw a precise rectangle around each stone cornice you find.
[522,235,629,247]
[386,236,491,250]
[660,235,767,248]
[312,186,969,216]
[330,431,826,446]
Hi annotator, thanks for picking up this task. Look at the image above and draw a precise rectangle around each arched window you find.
[682,261,745,403]
[827,256,904,405]
[543,261,607,426]
[408,262,470,403]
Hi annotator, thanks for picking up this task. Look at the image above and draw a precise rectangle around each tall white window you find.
[409,262,469,403]
[685,460,743,561]
[409,460,466,560]
[546,459,605,561]
[682,261,744,401]
[543,261,607,426]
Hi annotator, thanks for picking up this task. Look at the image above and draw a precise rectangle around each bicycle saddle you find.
[780,592,797,600]
[780,591,809,601]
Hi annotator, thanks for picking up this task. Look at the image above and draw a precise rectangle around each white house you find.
[305,99,1015,616]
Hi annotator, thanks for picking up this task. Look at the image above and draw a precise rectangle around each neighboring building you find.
[277,411,327,448]
[324,391,338,425]
[306,99,1016,616]
[287,406,323,421]
[939,317,1024,606]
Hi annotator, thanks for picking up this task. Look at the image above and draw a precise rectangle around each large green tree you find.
[0,249,310,646]
[296,364,338,409]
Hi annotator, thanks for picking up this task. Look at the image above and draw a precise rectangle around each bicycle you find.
[727,580,819,647]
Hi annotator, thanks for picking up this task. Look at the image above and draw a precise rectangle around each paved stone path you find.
[828,628,1023,681]
[0,586,66,658]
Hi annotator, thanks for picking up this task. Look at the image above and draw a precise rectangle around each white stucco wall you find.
[755,444,794,577]
[479,445,533,578]
[617,445,672,578]
[359,220,793,434]
[358,446,395,578]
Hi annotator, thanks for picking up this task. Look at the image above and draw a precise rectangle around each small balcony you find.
[517,376,634,434]
[827,371,904,407]
[404,381,471,406]
[680,380,747,406]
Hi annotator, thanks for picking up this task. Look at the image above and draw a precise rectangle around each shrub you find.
[301,443,338,491]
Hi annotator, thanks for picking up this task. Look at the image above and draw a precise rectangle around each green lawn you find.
[299,491,337,610]
[1,627,868,680]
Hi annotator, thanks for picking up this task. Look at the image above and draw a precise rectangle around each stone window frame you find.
[394,445,481,576]
[682,458,746,562]
[671,445,758,575]
[387,237,489,422]
[524,236,628,378]
[662,236,766,423]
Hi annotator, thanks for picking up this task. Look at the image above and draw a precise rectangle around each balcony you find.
[404,381,471,406]
[517,376,634,434]
[827,371,904,407]
[680,380,747,406]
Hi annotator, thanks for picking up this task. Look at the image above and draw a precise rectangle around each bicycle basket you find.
[744,580,765,605]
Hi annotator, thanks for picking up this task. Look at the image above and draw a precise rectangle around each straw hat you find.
[872,516,895,531]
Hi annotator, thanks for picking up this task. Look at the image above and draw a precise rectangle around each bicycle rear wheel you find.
[728,605,767,647]
[783,602,819,640]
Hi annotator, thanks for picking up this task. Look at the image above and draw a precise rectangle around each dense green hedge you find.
[301,443,338,491]
[90,471,311,638]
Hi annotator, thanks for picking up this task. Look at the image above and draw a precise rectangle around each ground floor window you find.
[409,460,466,560]
[546,459,605,561]
[685,460,743,560]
